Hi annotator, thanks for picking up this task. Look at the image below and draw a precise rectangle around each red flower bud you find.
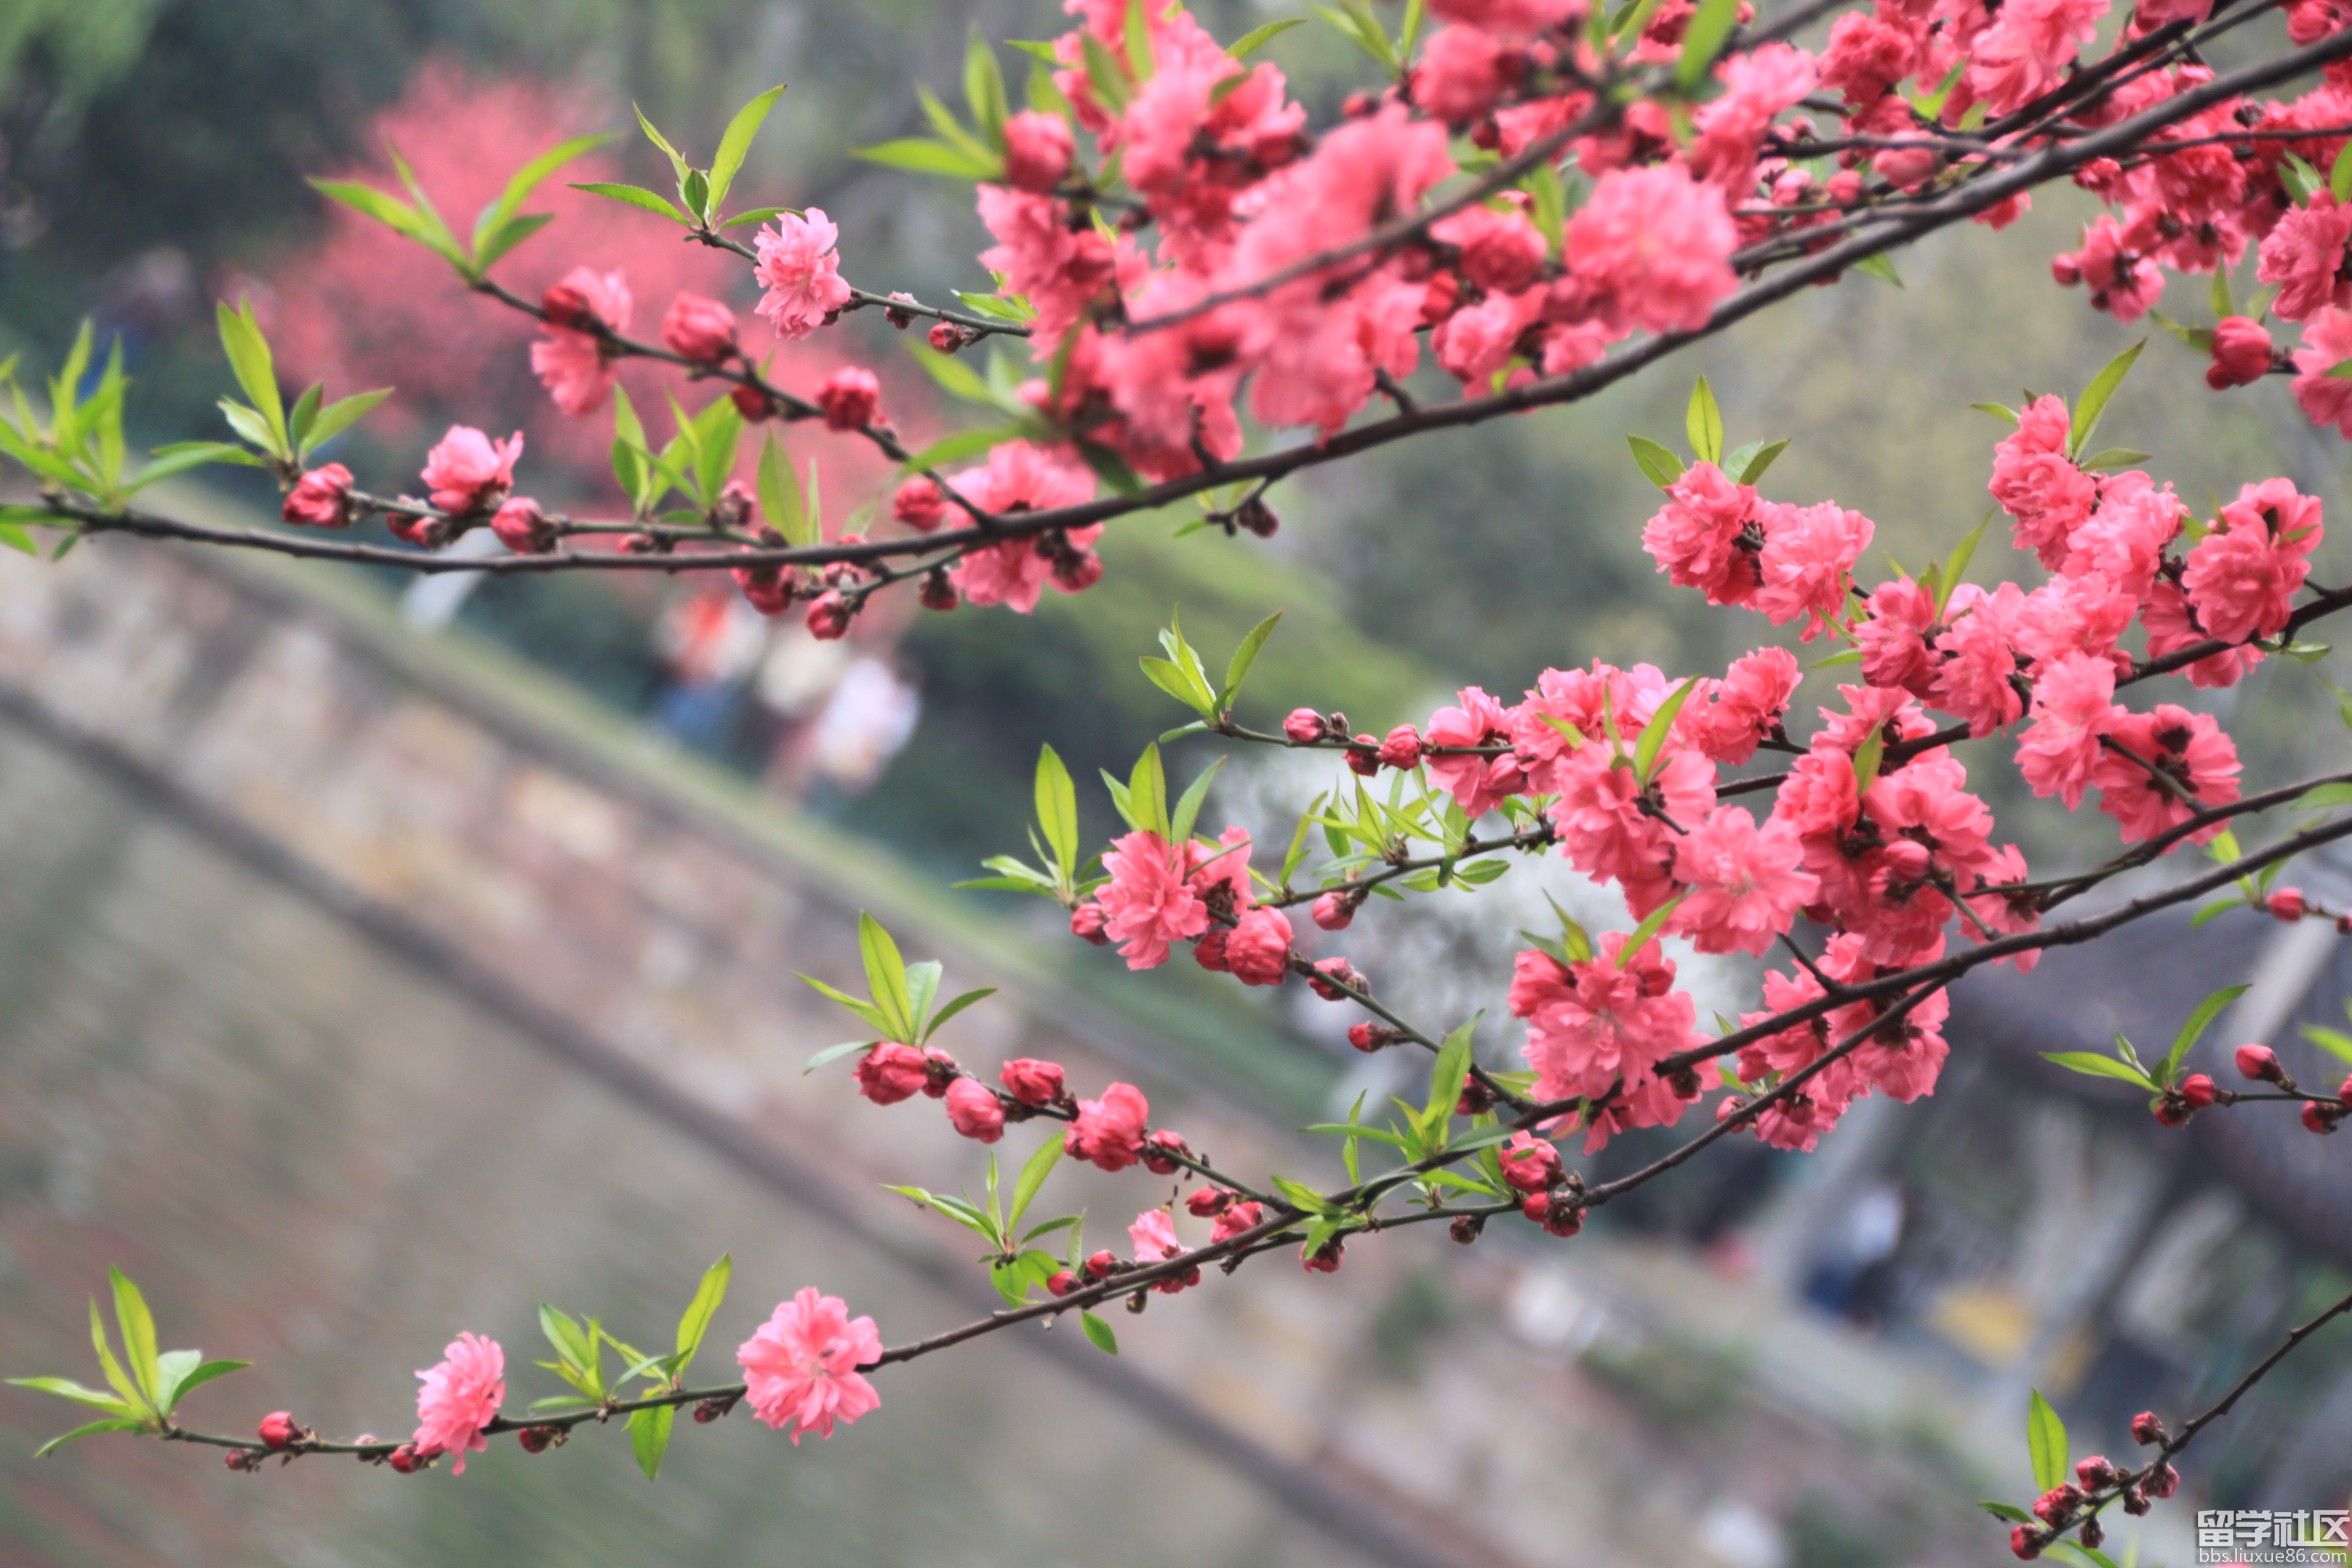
[1141,1129,1189,1175]
[1302,1238,1344,1273]
[1344,735,1382,776]
[386,1444,427,1474]
[258,1411,301,1451]
[919,569,958,611]
[1085,1250,1118,1280]
[921,1047,957,1097]
[1377,725,1423,770]
[516,1424,560,1453]
[1046,1269,1078,1297]
[893,476,947,533]
[490,497,555,554]
[2130,1410,2166,1446]
[2267,886,2307,921]
[2235,1043,2283,1083]
[1311,890,1354,930]
[540,281,596,331]
[1282,708,1325,744]
[2074,1455,2115,1490]
[731,383,778,422]
[2179,1072,2217,1108]
[2143,1461,2179,1499]
[815,367,882,432]
[1186,1185,1232,1217]
[1308,957,1363,1000]
[2206,314,2274,390]
[282,464,355,528]
[854,1042,928,1105]
[1070,903,1110,945]
[2009,1523,2044,1559]
[2303,1100,2345,1134]
[928,321,970,354]
[805,590,854,640]
[661,292,738,364]
[1000,1058,1066,1107]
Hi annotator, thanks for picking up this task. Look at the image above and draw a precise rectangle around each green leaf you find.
[1423,1019,1477,1127]
[1627,434,1685,489]
[539,1304,595,1376]
[1936,514,1992,616]
[1036,745,1079,882]
[474,133,615,265]
[2295,781,2352,810]
[2302,1023,2352,1068]
[155,1357,246,1414]
[1851,252,1903,288]
[4,1377,135,1416]
[107,1269,159,1407]
[1128,744,1169,839]
[2161,984,2248,1082]
[633,103,690,182]
[1220,612,1282,710]
[1271,1175,1334,1214]
[907,338,1004,408]
[1617,892,1687,968]
[1723,437,1788,486]
[1980,1502,2035,1524]
[301,388,392,458]
[1168,756,1226,847]
[674,1255,731,1367]
[708,86,787,216]
[963,32,1010,152]
[1684,377,1723,467]
[1080,1312,1118,1354]
[570,182,691,223]
[1008,1137,1063,1233]
[1140,656,1216,716]
[1675,0,1741,89]
[2026,1390,2068,1492]
[1229,18,1305,57]
[1851,729,1886,795]
[858,914,915,1040]
[33,1418,146,1458]
[214,302,285,458]
[2069,340,2145,461]
[1632,678,1698,785]
[629,1403,676,1481]
[2041,1051,2157,1090]
[925,987,996,1040]
[473,213,556,273]
[1124,0,1156,77]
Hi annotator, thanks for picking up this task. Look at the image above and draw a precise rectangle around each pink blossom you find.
[1225,907,1294,986]
[1968,0,2107,116]
[2092,704,2241,844]
[1819,11,1918,102]
[1510,934,1701,1140]
[737,1288,882,1443]
[1668,806,1819,955]
[2015,651,2118,808]
[977,186,1119,339]
[1754,500,1873,639]
[2184,478,2323,644]
[1565,164,1739,335]
[1551,744,1717,915]
[2258,194,2352,322]
[283,464,354,527]
[1642,460,1761,606]
[1066,1081,1152,1170]
[1425,685,1527,815]
[1429,0,1585,36]
[661,292,738,363]
[2052,215,2163,322]
[1682,647,1801,764]
[489,497,553,554]
[1416,26,1513,126]
[1988,396,2094,566]
[946,442,1101,613]
[1096,830,1209,969]
[1002,110,1076,194]
[412,1332,504,1475]
[420,426,523,515]
[1497,1131,1564,1193]
[943,1076,1006,1143]
[1688,45,1817,185]
[529,266,630,416]
[1856,576,1940,695]
[1210,1199,1264,1244]
[753,210,854,341]
[2142,579,2261,688]
[1930,582,2032,736]
[1129,1207,1182,1265]
[2292,305,2352,434]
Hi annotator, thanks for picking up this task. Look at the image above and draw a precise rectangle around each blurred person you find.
[650,586,764,752]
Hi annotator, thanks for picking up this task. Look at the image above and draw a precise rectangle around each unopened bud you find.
[2130,1411,2166,1446]
[1449,1213,1485,1245]
[258,1411,303,1451]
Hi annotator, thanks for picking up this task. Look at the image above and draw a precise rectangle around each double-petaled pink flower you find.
[737,1287,882,1443]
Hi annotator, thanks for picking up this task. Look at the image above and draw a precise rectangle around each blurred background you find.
[2,1,2351,1564]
